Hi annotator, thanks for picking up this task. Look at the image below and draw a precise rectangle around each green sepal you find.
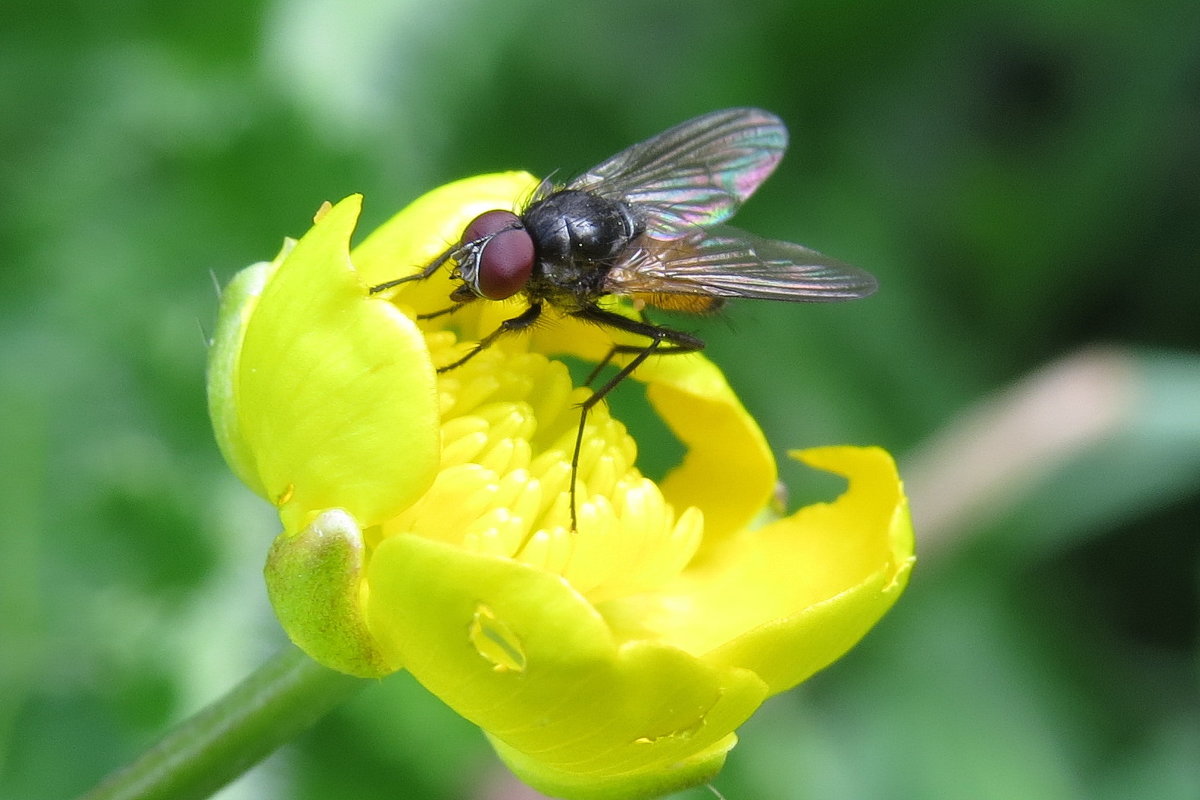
[265,509,393,678]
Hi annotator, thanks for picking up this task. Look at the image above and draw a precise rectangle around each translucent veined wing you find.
[604,226,878,302]
[566,108,787,239]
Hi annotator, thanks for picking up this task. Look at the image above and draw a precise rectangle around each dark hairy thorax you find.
[521,190,644,311]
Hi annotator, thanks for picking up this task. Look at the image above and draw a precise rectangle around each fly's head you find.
[452,210,535,302]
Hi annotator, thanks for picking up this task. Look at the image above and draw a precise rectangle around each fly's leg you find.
[567,305,704,530]
[371,241,540,370]
[418,303,466,321]
[583,341,698,385]
[368,245,457,294]
[582,308,696,385]
[436,302,543,373]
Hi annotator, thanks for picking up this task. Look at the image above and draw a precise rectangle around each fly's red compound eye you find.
[461,210,534,300]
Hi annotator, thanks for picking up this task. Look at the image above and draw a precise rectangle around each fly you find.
[370,108,877,529]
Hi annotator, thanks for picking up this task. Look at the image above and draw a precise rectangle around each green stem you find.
[78,645,367,800]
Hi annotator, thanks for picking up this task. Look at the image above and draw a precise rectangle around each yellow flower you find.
[207,174,915,800]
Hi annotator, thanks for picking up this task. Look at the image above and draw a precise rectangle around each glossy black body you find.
[519,190,643,312]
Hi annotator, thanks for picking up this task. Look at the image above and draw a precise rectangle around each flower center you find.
[379,326,703,604]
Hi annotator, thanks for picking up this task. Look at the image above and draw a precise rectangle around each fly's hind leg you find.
[581,309,699,385]
[566,305,704,530]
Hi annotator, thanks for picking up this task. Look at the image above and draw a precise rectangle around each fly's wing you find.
[566,108,787,239]
[604,226,878,302]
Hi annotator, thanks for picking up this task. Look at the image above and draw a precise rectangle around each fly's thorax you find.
[523,190,641,266]
[519,190,642,312]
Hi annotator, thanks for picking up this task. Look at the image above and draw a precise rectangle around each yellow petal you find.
[233,195,440,532]
[634,446,914,692]
[639,352,776,544]
[365,533,769,799]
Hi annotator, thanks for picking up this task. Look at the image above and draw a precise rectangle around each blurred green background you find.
[2,0,1198,798]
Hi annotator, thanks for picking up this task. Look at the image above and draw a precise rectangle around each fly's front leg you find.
[437,301,543,373]
[566,305,704,529]
[369,245,457,294]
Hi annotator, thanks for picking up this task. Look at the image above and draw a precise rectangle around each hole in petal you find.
[469,603,526,673]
